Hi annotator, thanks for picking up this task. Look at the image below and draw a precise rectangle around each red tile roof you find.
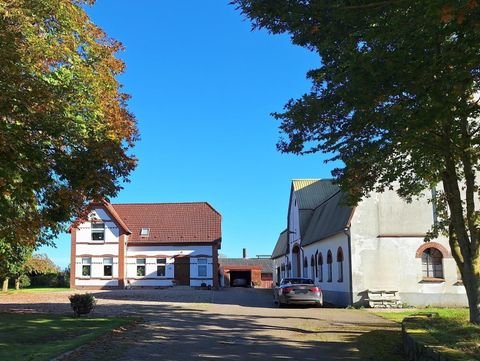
[110,202,221,243]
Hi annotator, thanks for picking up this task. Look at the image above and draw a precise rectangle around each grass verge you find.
[0,313,137,361]
[0,287,72,295]
[375,308,479,360]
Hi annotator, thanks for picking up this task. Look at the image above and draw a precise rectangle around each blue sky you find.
[40,1,334,268]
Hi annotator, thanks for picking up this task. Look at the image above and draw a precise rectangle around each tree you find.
[24,253,59,275]
[0,1,138,250]
[0,239,33,291]
[232,0,480,323]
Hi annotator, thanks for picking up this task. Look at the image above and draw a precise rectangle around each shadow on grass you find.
[405,315,480,359]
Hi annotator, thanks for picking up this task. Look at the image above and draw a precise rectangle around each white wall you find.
[126,245,213,287]
[350,189,467,307]
[74,256,119,287]
[74,207,120,288]
[303,233,351,306]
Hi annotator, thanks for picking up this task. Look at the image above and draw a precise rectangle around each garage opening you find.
[229,270,251,287]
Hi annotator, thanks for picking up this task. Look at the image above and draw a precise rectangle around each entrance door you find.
[174,256,190,285]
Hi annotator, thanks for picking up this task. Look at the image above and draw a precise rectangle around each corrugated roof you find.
[292,179,339,210]
[219,258,273,272]
[301,191,354,247]
[111,202,221,243]
[271,229,288,259]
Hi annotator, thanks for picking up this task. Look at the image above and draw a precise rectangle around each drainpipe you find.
[344,227,354,306]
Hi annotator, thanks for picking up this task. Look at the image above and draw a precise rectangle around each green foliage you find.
[233,0,480,324]
[69,293,96,316]
[0,313,134,361]
[8,274,31,289]
[0,239,33,282]
[0,0,138,249]
[30,273,64,288]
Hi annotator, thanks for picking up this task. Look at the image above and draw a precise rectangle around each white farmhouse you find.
[272,179,467,307]
[70,201,222,289]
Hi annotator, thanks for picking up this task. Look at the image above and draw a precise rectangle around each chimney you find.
[242,248,247,259]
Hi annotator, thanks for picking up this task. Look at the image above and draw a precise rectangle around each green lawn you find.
[0,313,136,361]
[0,287,72,295]
[376,308,480,360]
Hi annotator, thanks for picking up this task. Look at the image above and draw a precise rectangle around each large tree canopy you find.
[0,0,138,246]
[232,0,480,323]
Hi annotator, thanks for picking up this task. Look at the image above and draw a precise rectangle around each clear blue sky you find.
[40,0,334,268]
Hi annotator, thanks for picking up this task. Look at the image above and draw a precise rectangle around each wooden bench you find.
[366,289,402,308]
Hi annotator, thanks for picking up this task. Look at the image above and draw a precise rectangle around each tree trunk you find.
[15,278,20,290]
[2,278,8,292]
[462,260,480,324]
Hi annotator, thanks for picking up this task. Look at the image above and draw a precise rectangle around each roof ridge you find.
[112,202,210,206]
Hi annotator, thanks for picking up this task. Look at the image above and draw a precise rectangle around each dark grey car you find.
[274,278,323,307]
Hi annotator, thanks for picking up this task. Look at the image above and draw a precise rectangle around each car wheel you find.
[315,302,323,308]
[277,301,284,308]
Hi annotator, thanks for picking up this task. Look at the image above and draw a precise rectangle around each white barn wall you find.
[350,190,467,307]
[303,233,351,306]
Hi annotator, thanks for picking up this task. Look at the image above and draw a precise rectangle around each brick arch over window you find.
[415,242,450,258]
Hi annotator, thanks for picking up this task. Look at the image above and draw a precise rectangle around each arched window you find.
[422,248,443,279]
[327,250,333,282]
[318,253,323,282]
[303,256,308,278]
[315,252,318,279]
[310,255,315,280]
[337,247,344,282]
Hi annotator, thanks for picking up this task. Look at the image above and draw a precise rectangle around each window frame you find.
[421,247,444,280]
[82,257,91,277]
[318,253,323,282]
[156,258,167,277]
[337,247,344,283]
[197,258,207,278]
[91,222,105,241]
[136,258,146,277]
[103,257,113,277]
[327,250,333,283]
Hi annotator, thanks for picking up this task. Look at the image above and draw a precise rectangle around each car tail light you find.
[309,287,320,293]
[283,287,293,294]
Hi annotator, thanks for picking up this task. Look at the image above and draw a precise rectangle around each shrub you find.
[18,274,31,288]
[69,293,96,317]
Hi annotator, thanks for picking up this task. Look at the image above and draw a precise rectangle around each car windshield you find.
[281,278,314,285]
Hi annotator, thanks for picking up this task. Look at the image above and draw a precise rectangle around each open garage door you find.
[229,270,251,287]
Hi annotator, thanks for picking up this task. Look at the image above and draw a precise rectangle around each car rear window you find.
[282,278,314,285]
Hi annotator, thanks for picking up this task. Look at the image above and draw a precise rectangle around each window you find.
[82,257,91,277]
[157,258,166,277]
[303,256,308,278]
[91,222,105,241]
[103,257,113,277]
[140,228,150,236]
[337,247,344,282]
[310,256,315,280]
[422,248,443,279]
[318,253,323,282]
[198,259,207,277]
[136,258,146,277]
[327,250,333,282]
[315,252,318,278]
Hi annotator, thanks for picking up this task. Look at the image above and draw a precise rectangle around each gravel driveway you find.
[0,287,405,360]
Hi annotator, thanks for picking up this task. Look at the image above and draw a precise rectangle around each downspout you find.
[344,226,354,306]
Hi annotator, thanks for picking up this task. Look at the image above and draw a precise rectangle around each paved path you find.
[0,288,405,360]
